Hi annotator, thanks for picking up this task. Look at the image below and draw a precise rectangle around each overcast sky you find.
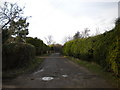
[0,0,119,44]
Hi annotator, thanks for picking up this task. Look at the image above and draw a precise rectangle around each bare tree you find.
[82,28,90,38]
[45,35,55,45]
[63,35,73,43]
[95,28,100,35]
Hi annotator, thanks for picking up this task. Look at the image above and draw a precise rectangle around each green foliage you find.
[1,2,29,44]
[3,57,44,78]
[11,18,29,38]
[73,31,80,39]
[49,44,62,53]
[63,41,73,56]
[63,20,120,77]
[2,43,35,70]
[26,37,49,55]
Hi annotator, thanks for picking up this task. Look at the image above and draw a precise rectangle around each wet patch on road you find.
[41,77,54,81]
[62,75,68,78]
[33,69,44,74]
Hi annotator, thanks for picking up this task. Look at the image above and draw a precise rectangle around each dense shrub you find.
[63,20,120,77]
[2,29,10,44]
[2,43,35,70]
[49,44,62,53]
[26,37,49,55]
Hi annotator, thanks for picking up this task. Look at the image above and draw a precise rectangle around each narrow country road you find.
[3,53,113,88]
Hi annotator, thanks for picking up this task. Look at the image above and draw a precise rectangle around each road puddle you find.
[41,77,54,81]
[33,69,44,74]
[62,75,68,77]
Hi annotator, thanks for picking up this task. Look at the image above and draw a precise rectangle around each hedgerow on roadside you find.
[3,43,35,70]
[26,37,49,55]
[63,18,120,77]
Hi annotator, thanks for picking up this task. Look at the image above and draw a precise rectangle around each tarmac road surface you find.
[3,53,114,88]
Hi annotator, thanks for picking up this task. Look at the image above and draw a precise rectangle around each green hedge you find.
[26,37,49,55]
[3,43,35,70]
[63,21,120,77]
[49,44,62,53]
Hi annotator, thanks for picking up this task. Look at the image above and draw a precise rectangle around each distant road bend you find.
[3,53,113,88]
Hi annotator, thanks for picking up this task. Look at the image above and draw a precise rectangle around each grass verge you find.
[65,56,120,88]
[2,56,44,79]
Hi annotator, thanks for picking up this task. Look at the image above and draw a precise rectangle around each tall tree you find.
[10,17,29,42]
[73,31,80,39]
[73,31,82,39]
[0,2,29,43]
[0,2,24,29]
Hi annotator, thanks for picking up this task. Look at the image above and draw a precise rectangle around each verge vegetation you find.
[2,57,44,78]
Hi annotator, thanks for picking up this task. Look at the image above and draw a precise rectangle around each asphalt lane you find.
[3,53,113,88]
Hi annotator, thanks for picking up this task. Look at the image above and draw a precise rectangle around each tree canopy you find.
[0,2,29,43]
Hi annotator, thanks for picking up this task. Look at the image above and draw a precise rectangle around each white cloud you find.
[0,0,118,44]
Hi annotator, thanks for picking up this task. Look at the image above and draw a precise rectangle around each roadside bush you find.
[49,44,62,53]
[26,37,49,55]
[2,29,10,44]
[63,19,120,77]
[2,43,35,70]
